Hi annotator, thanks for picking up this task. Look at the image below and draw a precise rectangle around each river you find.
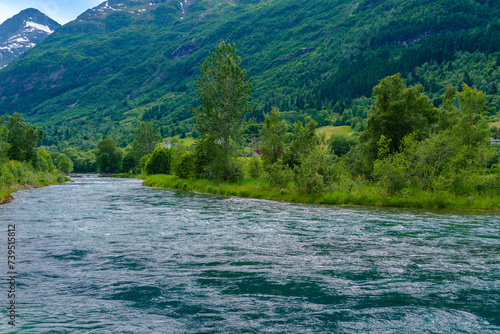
[0,177,498,333]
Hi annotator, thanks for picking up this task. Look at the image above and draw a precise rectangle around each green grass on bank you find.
[0,176,69,204]
[0,163,69,204]
[114,173,147,179]
[144,174,500,211]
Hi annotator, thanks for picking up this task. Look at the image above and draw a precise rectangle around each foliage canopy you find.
[360,74,437,161]
[192,42,254,180]
[95,138,123,173]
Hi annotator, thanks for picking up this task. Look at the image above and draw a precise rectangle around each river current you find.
[0,177,498,333]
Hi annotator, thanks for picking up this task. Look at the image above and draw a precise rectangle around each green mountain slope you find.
[0,0,498,149]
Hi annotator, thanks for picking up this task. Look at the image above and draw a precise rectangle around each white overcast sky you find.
[0,0,104,25]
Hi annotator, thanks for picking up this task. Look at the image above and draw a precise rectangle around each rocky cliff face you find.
[0,8,60,68]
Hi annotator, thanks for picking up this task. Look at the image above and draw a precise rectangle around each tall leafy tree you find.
[6,113,43,164]
[144,147,173,175]
[259,108,289,165]
[457,83,489,147]
[360,74,437,160]
[436,85,459,132]
[131,121,161,161]
[0,116,10,166]
[192,41,255,180]
[121,151,138,174]
[95,138,123,173]
[328,135,358,157]
[36,148,55,172]
[58,155,74,174]
[284,118,319,167]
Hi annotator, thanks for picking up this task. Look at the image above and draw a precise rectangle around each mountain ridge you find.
[0,8,60,68]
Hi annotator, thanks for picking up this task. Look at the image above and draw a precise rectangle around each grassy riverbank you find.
[0,166,69,204]
[144,174,500,210]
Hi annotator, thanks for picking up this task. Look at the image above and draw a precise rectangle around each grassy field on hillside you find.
[316,126,355,138]
[490,121,500,128]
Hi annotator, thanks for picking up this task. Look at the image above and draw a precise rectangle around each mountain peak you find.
[0,8,60,68]
[77,0,166,20]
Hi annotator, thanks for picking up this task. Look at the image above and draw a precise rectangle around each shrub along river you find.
[0,177,498,333]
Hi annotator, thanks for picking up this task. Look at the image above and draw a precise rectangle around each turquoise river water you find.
[0,177,498,333]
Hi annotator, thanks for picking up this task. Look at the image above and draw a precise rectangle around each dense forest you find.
[0,0,498,151]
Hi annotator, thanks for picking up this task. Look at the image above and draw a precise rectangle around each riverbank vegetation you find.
[142,42,500,210]
[144,174,500,210]
[25,42,499,210]
[0,113,68,202]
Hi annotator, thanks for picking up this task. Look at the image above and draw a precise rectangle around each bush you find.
[0,166,16,186]
[262,162,293,189]
[449,169,500,195]
[193,136,244,181]
[468,173,500,194]
[144,147,173,175]
[58,155,74,174]
[373,154,408,193]
[247,157,262,179]
[193,136,219,179]
[373,130,496,194]
[35,149,55,172]
[0,160,36,186]
[138,154,151,174]
[175,152,197,179]
[220,159,244,182]
[294,167,324,194]
[293,150,336,194]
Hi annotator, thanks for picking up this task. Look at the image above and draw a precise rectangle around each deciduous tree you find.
[0,116,10,166]
[284,118,318,167]
[144,147,172,175]
[457,83,489,147]
[192,42,255,180]
[259,108,288,165]
[58,155,74,174]
[95,138,123,173]
[6,113,43,165]
[360,74,437,161]
[132,121,161,160]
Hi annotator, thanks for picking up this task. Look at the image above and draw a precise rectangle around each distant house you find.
[489,138,500,144]
[247,138,261,157]
[164,140,180,149]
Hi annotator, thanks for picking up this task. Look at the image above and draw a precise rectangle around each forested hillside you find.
[0,0,498,149]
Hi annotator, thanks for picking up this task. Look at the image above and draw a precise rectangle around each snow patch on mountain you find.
[25,21,54,34]
[0,8,60,69]
[98,2,118,12]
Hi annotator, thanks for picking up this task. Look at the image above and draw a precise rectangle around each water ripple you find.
[0,177,498,332]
